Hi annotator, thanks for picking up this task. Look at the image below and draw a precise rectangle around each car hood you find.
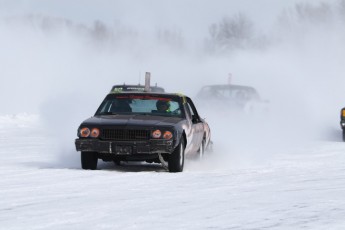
[80,115,184,127]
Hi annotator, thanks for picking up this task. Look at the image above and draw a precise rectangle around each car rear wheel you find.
[81,151,98,170]
[169,138,185,172]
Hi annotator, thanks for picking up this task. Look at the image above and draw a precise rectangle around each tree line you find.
[2,0,345,55]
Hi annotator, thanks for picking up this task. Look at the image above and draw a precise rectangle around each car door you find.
[185,97,204,153]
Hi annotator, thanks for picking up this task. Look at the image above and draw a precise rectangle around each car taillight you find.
[342,109,345,117]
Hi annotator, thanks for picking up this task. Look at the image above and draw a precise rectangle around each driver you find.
[156,100,171,113]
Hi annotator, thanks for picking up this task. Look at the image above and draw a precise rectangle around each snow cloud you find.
[1,0,344,168]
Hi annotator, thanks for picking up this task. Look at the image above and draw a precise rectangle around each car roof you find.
[106,91,189,104]
[108,91,186,98]
[201,84,257,91]
[110,84,165,93]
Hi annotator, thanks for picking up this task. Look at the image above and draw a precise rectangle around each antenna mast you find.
[144,72,151,92]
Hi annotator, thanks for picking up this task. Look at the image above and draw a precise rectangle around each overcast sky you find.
[1,0,344,121]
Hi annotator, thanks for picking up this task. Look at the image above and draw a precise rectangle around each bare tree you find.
[278,2,333,29]
[339,0,345,21]
[206,13,254,53]
[156,28,184,50]
[91,20,110,42]
[295,2,332,24]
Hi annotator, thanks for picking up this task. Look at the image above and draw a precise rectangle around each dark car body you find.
[110,84,165,93]
[340,108,345,141]
[75,92,211,172]
[196,84,268,113]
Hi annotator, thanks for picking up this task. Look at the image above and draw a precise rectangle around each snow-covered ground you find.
[1,114,345,230]
[2,0,345,229]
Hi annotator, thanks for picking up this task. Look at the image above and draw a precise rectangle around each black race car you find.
[75,92,211,172]
[340,108,345,141]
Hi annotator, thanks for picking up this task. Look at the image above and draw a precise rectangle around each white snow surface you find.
[1,114,345,230]
[2,0,345,229]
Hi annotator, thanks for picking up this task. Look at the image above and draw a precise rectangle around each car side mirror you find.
[192,115,199,124]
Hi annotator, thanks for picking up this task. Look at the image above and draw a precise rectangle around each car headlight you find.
[90,128,100,138]
[80,127,90,137]
[152,129,162,138]
[163,131,173,140]
[152,129,173,139]
[79,127,100,138]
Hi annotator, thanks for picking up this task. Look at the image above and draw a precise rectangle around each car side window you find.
[184,102,193,120]
[186,98,200,124]
[99,100,113,113]
[186,103,195,117]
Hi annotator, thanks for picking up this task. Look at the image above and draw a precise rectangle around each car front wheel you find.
[169,138,185,172]
[81,151,98,170]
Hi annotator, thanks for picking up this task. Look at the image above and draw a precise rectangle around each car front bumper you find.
[75,139,175,155]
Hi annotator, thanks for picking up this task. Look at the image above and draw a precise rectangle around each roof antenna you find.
[144,72,151,92]
[138,71,141,86]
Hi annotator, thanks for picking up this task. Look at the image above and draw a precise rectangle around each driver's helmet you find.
[156,100,171,112]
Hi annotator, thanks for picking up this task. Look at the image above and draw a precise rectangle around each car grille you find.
[101,129,150,140]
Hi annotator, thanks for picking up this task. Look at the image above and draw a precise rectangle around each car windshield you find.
[95,94,183,117]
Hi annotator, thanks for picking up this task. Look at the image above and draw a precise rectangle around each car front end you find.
[75,125,177,155]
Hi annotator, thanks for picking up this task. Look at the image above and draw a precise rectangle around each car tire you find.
[168,138,185,172]
[343,130,345,142]
[81,151,98,170]
[113,159,122,166]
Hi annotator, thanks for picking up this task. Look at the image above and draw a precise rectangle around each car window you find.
[186,97,201,123]
[184,104,192,119]
[186,103,195,117]
[130,99,180,114]
[96,94,182,117]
